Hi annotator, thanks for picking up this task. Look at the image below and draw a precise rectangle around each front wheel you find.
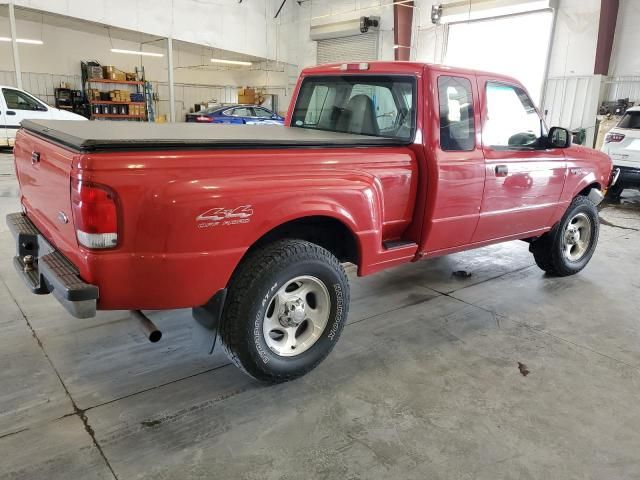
[219,239,349,383]
[530,195,600,276]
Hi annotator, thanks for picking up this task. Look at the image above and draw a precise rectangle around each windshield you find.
[291,75,415,141]
[618,111,640,129]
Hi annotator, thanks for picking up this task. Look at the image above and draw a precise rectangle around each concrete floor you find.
[1,147,639,479]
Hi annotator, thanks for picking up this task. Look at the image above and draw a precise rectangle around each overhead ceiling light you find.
[111,48,164,57]
[210,58,252,66]
[0,37,43,45]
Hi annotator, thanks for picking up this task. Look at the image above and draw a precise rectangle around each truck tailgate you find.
[13,129,78,257]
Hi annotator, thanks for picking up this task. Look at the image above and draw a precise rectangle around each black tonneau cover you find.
[21,120,404,152]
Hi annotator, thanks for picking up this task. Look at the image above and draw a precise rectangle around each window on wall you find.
[438,76,475,151]
[484,82,542,149]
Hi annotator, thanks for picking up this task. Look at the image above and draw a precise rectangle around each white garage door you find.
[317,33,379,64]
[445,10,553,104]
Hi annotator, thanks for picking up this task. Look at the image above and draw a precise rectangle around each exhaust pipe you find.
[130,310,162,343]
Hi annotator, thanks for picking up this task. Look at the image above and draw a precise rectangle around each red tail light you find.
[71,179,119,249]
[605,132,625,143]
[196,116,212,122]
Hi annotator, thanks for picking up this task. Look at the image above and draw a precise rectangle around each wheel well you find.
[251,216,359,265]
[577,182,602,196]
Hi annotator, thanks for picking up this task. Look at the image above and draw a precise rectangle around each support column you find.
[594,0,619,75]
[8,0,23,89]
[166,37,176,122]
[393,1,414,61]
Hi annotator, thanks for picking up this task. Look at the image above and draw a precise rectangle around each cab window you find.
[229,107,253,117]
[438,76,475,151]
[254,108,274,118]
[484,82,542,149]
[2,88,46,111]
[292,75,415,141]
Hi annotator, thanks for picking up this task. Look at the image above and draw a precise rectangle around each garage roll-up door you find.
[317,33,379,64]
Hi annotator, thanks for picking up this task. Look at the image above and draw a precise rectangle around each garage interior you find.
[1,0,640,478]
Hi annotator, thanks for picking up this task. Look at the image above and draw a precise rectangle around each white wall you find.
[0,12,294,118]
[8,0,291,64]
[547,0,600,77]
[609,0,640,76]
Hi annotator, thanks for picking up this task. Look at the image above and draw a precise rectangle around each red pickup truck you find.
[8,62,614,382]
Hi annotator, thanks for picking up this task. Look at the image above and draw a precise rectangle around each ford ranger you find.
[7,62,615,383]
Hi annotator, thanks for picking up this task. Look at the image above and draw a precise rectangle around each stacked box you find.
[109,90,131,102]
[237,87,256,104]
[88,66,104,79]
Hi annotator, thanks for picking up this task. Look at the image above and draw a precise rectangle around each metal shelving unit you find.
[86,78,147,121]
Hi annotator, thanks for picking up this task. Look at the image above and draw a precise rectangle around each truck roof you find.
[301,61,522,86]
[21,119,403,152]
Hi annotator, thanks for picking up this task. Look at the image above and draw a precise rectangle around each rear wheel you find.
[219,239,349,383]
[530,196,599,276]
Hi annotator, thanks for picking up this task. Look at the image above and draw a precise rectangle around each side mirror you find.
[548,126,571,148]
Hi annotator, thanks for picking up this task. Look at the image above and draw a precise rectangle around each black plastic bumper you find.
[6,212,98,318]
[614,166,640,187]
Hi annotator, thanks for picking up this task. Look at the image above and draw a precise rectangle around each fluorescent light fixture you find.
[210,58,252,66]
[111,48,164,57]
[0,37,43,45]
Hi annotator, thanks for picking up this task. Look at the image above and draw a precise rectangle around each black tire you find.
[219,239,350,383]
[529,195,599,276]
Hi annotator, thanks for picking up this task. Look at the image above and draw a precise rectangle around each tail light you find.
[605,132,625,143]
[71,179,119,249]
[196,116,212,122]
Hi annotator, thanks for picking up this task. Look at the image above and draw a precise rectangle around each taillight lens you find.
[71,179,119,249]
[605,132,625,143]
[196,116,212,122]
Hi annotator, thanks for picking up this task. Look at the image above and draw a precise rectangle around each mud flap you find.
[191,289,227,355]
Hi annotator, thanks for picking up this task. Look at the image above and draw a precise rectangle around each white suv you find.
[601,106,640,200]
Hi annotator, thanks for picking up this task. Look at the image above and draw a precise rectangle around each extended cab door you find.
[472,78,566,242]
[423,70,485,253]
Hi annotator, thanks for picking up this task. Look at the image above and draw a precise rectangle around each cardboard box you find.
[238,94,256,104]
[237,87,255,96]
[88,66,104,79]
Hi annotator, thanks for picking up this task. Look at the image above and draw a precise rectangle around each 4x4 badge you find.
[197,205,253,228]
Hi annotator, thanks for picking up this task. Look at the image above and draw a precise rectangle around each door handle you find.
[6,110,16,115]
[495,165,509,177]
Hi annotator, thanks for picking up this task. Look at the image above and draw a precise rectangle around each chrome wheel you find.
[563,212,592,262]
[262,275,331,357]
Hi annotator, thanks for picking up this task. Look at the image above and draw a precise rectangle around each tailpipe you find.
[130,310,162,343]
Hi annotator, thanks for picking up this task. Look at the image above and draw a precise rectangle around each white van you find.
[1,86,86,147]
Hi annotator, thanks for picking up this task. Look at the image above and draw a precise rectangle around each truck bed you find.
[22,120,403,152]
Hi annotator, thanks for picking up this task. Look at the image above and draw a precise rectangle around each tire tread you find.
[219,239,348,383]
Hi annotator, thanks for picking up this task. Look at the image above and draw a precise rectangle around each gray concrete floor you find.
[1,147,639,479]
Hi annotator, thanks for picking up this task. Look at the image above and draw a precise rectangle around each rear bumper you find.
[6,212,98,318]
[613,165,640,187]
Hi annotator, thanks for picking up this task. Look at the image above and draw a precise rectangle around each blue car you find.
[185,104,284,125]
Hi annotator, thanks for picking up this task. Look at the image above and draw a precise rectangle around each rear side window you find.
[618,111,640,129]
[292,75,415,141]
[438,76,475,151]
[484,82,542,149]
